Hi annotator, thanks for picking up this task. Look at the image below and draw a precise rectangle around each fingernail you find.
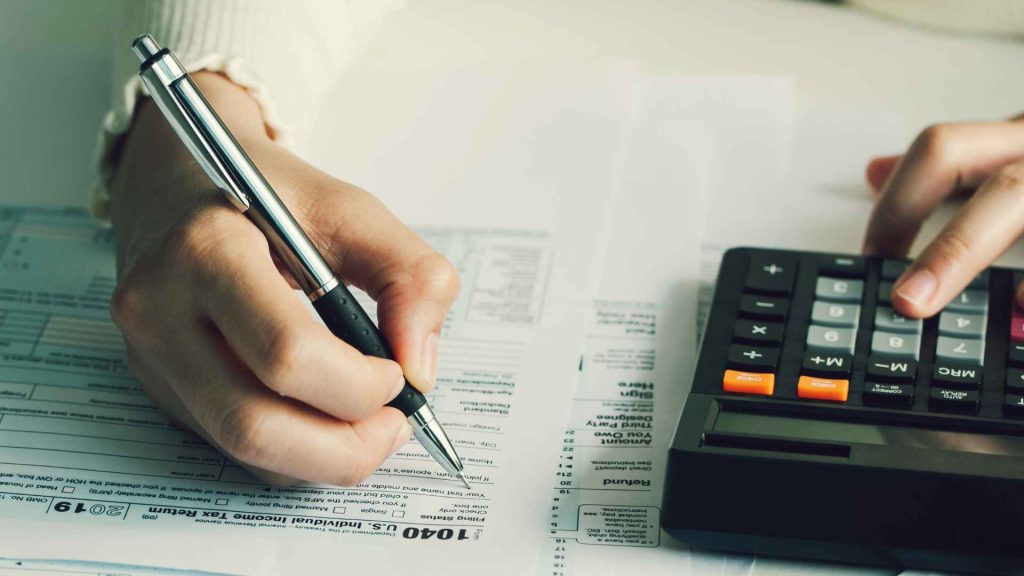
[895,268,937,307]
[391,422,412,454]
[421,332,439,388]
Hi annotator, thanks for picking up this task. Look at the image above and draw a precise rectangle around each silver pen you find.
[130,34,469,489]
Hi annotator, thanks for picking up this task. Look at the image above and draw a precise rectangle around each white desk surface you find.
[2,1,1024,574]
[4,0,1024,209]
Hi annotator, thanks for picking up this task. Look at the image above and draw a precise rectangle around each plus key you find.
[727,344,779,371]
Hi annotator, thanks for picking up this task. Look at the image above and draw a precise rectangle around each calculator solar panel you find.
[662,247,1024,574]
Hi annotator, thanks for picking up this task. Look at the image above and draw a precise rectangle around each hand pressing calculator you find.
[662,247,1024,575]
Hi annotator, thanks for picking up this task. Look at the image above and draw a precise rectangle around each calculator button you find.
[727,344,779,371]
[935,337,984,366]
[1004,394,1024,417]
[968,270,990,289]
[733,320,784,345]
[1007,369,1024,394]
[866,357,916,382]
[745,254,797,296]
[1009,343,1024,367]
[938,311,986,339]
[881,259,909,280]
[945,289,988,313]
[815,277,864,303]
[801,352,852,378]
[810,301,860,328]
[739,295,789,321]
[873,307,922,335]
[1012,316,1024,342]
[797,375,849,402]
[806,326,856,354]
[877,281,894,303]
[929,388,979,413]
[932,364,982,390]
[863,382,914,407]
[871,331,920,360]
[818,255,866,278]
[722,370,775,396]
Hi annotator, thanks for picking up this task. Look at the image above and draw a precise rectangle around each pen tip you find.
[457,472,471,490]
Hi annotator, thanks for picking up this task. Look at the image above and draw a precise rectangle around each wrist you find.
[191,72,274,144]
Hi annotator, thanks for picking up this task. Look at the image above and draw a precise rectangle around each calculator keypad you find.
[722,256,796,396]
[798,273,865,402]
[715,250,1024,418]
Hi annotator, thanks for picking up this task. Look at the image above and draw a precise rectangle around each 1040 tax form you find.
[0,206,600,575]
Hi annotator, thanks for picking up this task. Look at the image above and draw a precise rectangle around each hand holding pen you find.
[106,36,465,486]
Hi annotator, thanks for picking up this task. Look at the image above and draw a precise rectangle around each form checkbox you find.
[215,498,228,505]
[61,486,74,494]
[392,510,405,518]
[333,506,347,514]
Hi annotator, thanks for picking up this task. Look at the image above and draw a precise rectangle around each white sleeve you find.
[93,0,404,221]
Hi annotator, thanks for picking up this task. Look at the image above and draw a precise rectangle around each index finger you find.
[863,122,1024,257]
[182,213,406,422]
[891,160,1024,318]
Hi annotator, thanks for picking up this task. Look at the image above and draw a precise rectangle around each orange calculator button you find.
[797,375,849,402]
[723,370,775,396]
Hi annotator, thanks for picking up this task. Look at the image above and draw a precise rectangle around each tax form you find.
[0,206,603,575]
[535,76,802,576]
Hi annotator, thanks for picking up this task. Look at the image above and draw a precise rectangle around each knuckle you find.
[217,402,275,468]
[258,326,306,396]
[929,230,973,268]
[990,164,1024,193]
[418,252,461,302]
[912,124,957,166]
[109,275,147,333]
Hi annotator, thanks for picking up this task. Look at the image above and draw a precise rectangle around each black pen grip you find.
[311,283,426,416]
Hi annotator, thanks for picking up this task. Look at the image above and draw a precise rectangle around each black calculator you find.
[662,247,1024,574]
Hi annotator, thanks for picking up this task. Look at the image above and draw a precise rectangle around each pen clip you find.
[162,82,252,212]
[135,46,251,212]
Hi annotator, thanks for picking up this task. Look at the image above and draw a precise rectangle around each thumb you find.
[313,188,459,394]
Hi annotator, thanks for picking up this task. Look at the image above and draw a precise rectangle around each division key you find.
[745,253,797,296]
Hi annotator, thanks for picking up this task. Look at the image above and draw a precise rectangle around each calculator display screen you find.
[713,410,1024,457]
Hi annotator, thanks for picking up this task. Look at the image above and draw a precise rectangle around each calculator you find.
[662,247,1024,574]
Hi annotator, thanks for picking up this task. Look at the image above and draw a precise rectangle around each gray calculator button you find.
[881,259,909,280]
[938,311,986,339]
[815,277,863,303]
[877,281,894,303]
[871,331,920,360]
[936,336,984,366]
[874,306,922,335]
[945,289,988,313]
[807,325,856,354]
[811,301,860,328]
